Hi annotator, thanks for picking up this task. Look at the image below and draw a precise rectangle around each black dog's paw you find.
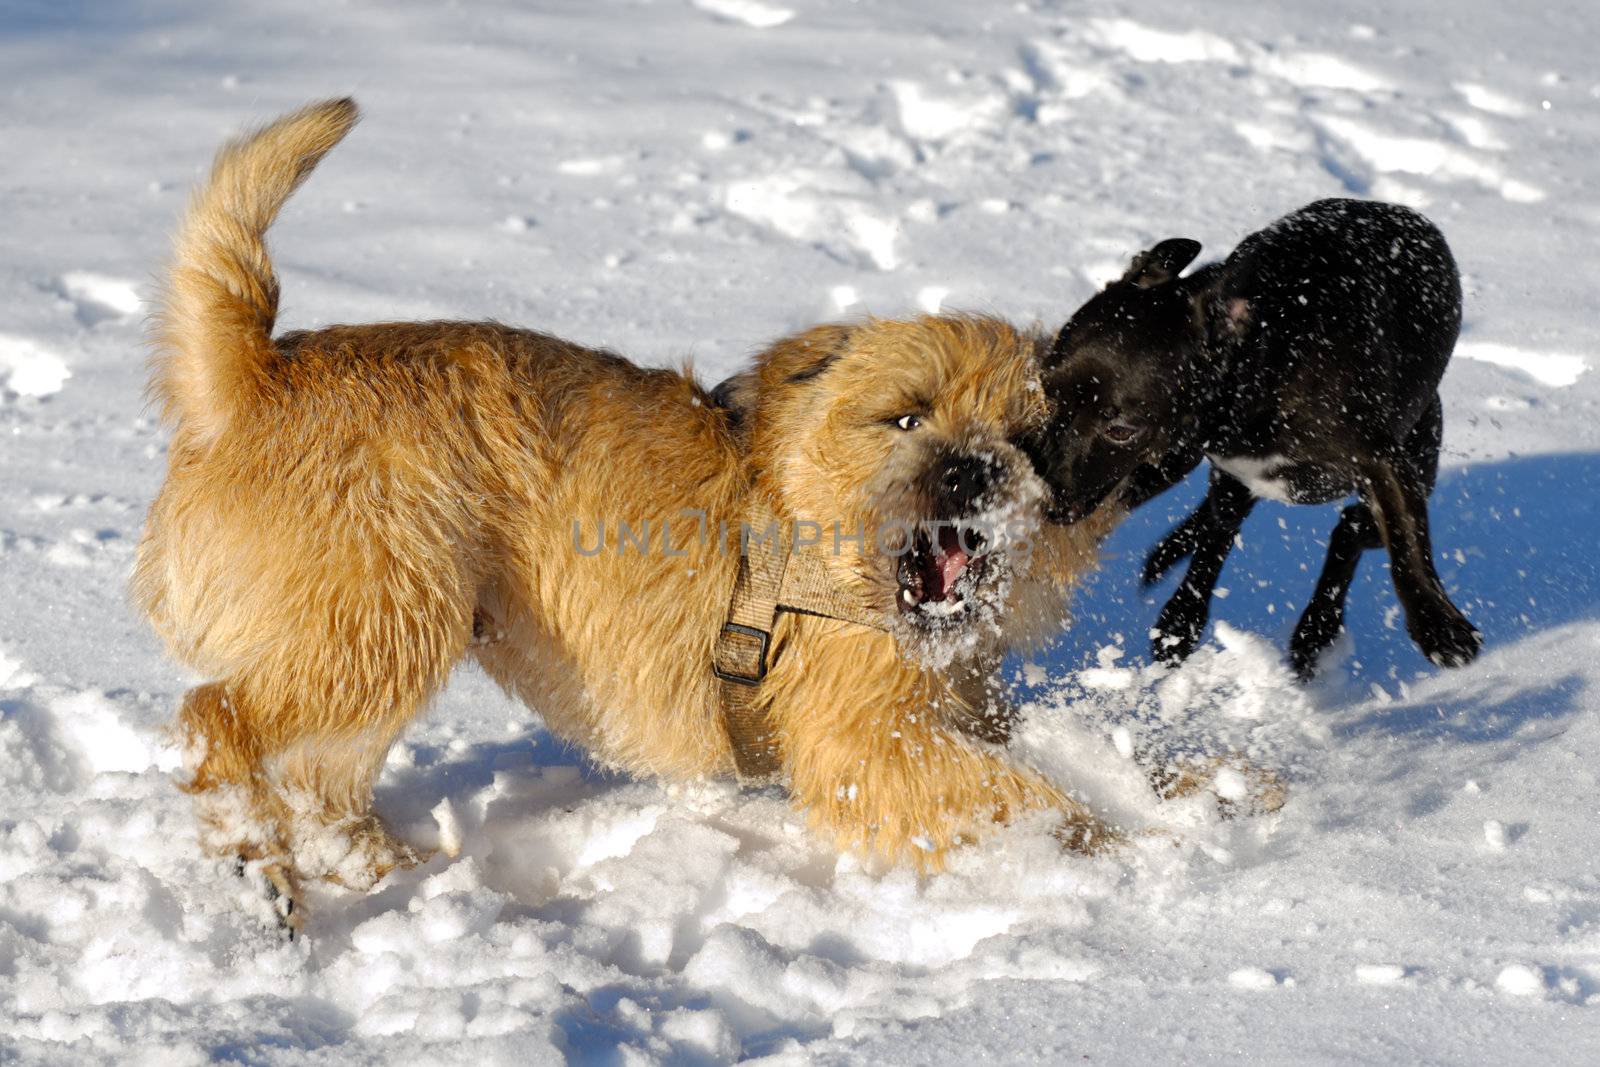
[1151,597,1208,664]
[1287,639,1328,683]
[1412,607,1483,668]
[1288,606,1345,681]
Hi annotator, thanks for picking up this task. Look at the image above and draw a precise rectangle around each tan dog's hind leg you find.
[178,680,433,933]
[178,682,280,853]
[264,609,466,892]
[274,716,436,892]
[176,682,303,930]
[174,575,469,912]
[178,678,435,930]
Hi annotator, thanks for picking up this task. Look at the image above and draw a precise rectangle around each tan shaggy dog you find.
[134,99,1124,928]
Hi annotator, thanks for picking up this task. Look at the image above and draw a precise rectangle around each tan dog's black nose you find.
[935,453,1003,516]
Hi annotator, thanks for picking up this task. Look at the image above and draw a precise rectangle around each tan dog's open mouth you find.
[896,524,991,625]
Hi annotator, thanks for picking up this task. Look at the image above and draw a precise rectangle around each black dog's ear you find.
[1118,238,1202,289]
[1191,282,1253,347]
[708,369,759,430]
[1218,296,1252,335]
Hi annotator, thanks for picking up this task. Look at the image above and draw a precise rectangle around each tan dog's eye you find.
[894,414,922,431]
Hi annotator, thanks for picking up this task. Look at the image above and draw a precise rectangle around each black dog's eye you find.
[1102,420,1143,446]
[893,414,922,431]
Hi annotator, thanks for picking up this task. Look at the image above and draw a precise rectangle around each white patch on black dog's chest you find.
[1208,453,1354,505]
[1207,453,1296,502]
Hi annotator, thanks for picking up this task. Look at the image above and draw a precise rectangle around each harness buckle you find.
[713,622,770,686]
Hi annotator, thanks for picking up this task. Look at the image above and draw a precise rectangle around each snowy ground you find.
[3,0,1599,1062]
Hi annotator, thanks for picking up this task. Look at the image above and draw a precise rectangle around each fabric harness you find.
[712,500,890,780]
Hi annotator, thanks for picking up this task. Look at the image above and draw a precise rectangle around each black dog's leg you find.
[1125,446,1203,512]
[1151,471,1255,664]
[1129,449,1206,587]
[1143,504,1210,588]
[1288,503,1381,680]
[1359,436,1481,668]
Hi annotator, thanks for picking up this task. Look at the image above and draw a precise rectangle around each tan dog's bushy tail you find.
[150,97,359,441]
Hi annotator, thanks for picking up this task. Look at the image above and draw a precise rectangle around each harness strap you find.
[713,499,889,781]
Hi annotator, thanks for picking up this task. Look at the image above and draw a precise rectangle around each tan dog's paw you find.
[1151,756,1287,819]
[1054,812,1126,855]
[305,814,434,891]
[236,854,303,939]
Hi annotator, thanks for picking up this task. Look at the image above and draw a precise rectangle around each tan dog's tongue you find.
[934,528,969,598]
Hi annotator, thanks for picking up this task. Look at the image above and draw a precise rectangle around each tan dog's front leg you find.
[776,667,1118,866]
[1148,755,1288,818]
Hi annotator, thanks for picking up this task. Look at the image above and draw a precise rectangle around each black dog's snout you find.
[933,453,1004,516]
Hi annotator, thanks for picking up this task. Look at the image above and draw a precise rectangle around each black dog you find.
[1025,198,1482,678]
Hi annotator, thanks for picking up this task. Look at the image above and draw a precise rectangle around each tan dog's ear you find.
[745,323,858,502]
[755,323,854,390]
